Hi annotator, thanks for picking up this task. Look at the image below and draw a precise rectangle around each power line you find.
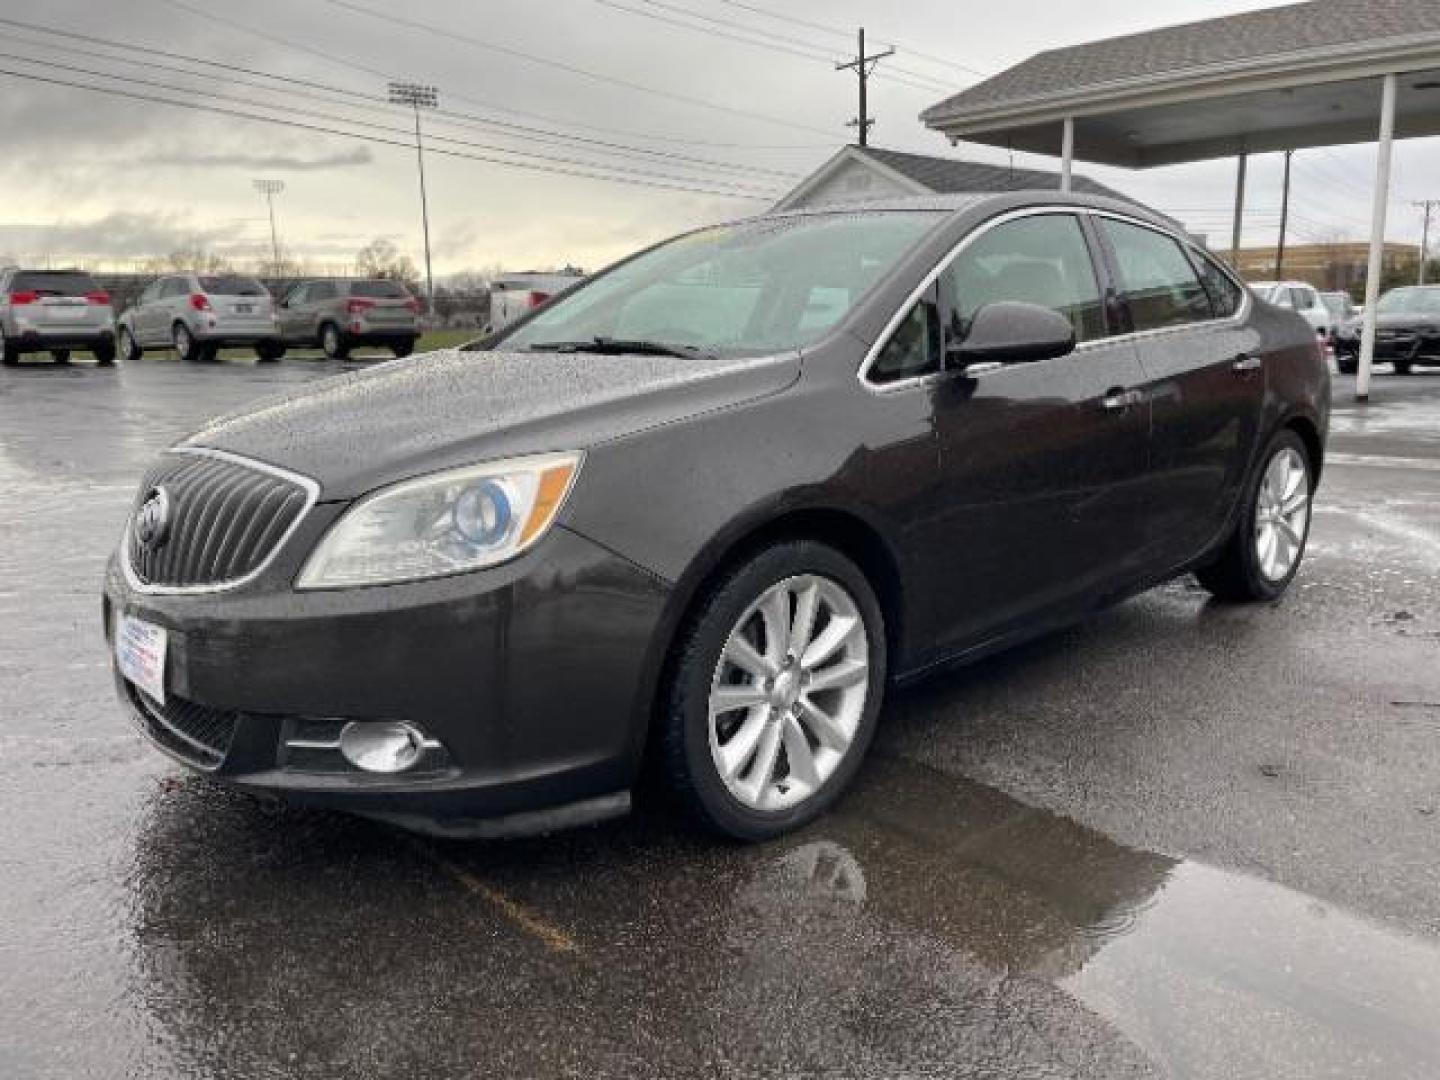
[0,50,782,197]
[314,0,837,137]
[0,65,783,201]
[0,15,807,180]
[149,0,827,151]
[592,0,963,94]
[713,0,993,78]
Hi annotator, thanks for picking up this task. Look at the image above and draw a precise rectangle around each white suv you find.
[118,273,282,363]
[0,268,116,366]
[1251,280,1331,338]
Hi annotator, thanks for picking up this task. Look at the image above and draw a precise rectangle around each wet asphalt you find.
[1,353,1438,1079]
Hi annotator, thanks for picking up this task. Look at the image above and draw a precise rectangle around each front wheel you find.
[174,322,205,363]
[50,349,71,364]
[93,340,116,366]
[1336,355,1357,375]
[119,327,142,364]
[1393,359,1414,375]
[1194,429,1313,602]
[661,541,886,840]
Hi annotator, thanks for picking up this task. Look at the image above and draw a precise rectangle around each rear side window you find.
[1099,218,1213,331]
[351,280,408,298]
[199,275,266,296]
[311,282,339,301]
[940,214,1106,343]
[1191,252,1243,318]
[11,270,98,295]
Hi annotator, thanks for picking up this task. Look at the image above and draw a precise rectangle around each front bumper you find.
[103,522,672,834]
[1373,331,1440,360]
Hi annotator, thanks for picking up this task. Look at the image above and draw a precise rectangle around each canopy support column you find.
[1358,72,1398,403]
[1231,152,1248,265]
[1060,117,1074,192]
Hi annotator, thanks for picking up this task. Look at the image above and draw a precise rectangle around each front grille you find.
[126,683,240,770]
[126,451,313,589]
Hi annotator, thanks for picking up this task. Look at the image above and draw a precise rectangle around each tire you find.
[321,323,349,360]
[174,322,204,363]
[393,339,416,358]
[50,349,71,364]
[254,342,286,363]
[93,340,116,366]
[1393,359,1413,375]
[660,540,887,841]
[1,328,18,367]
[119,327,142,364]
[1336,356,1357,375]
[1194,428,1314,603]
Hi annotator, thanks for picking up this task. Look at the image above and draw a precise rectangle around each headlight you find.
[297,452,582,589]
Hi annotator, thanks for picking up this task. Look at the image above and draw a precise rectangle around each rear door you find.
[924,211,1151,653]
[1094,215,1264,571]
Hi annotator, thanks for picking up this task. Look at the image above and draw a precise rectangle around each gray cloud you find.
[144,148,374,171]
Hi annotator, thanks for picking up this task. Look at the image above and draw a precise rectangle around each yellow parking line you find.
[421,846,579,955]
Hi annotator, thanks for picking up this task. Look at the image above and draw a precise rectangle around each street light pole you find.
[252,178,284,276]
[387,81,438,316]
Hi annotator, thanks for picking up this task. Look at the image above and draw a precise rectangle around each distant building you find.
[774,144,1132,212]
[1232,242,1420,291]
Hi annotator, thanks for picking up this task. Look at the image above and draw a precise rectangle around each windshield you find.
[199,275,267,297]
[496,211,942,356]
[1377,287,1440,315]
[1321,294,1349,318]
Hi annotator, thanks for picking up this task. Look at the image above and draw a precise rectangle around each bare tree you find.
[354,238,419,283]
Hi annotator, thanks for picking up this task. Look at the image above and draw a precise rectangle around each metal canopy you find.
[921,0,1440,400]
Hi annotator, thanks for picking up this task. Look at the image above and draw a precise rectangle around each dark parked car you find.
[1366,285,1440,374]
[104,193,1328,841]
[277,278,420,359]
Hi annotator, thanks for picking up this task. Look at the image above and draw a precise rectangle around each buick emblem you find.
[135,486,172,550]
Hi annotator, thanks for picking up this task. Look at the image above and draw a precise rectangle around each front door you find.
[925,211,1151,655]
[1093,216,1265,571]
[278,284,311,342]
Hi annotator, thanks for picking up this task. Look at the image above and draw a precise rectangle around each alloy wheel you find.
[707,574,869,812]
[1254,446,1310,582]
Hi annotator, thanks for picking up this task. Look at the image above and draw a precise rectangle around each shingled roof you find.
[923,0,1440,124]
[855,146,1127,200]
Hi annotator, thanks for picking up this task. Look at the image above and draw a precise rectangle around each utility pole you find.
[387,80,438,315]
[252,178,284,277]
[1415,200,1438,284]
[1275,149,1293,279]
[835,28,893,147]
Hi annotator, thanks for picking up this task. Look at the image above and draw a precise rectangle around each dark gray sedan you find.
[103,193,1328,841]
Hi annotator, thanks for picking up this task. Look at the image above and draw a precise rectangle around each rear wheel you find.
[661,540,886,840]
[119,327,142,364]
[254,341,286,363]
[1393,358,1414,375]
[93,340,116,366]
[50,349,71,364]
[321,323,349,360]
[1336,355,1357,375]
[174,322,204,363]
[0,327,18,367]
[393,338,416,358]
[1194,429,1313,603]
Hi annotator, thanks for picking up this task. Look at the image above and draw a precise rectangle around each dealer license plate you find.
[115,613,168,704]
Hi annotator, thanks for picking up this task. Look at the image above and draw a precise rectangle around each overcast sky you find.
[1,0,1436,277]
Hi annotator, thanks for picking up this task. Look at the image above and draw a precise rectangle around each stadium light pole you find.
[252,178,284,277]
[387,80,438,315]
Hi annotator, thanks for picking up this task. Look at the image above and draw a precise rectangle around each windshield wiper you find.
[525,336,716,360]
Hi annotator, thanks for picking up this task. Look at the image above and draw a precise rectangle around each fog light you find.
[338,721,425,773]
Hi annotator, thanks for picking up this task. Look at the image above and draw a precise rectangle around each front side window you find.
[939,214,1105,344]
[1100,218,1213,331]
[497,211,942,357]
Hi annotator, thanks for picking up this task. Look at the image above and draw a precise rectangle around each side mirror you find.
[948,301,1076,371]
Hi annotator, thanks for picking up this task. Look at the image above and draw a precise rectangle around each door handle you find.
[1232,353,1263,374]
[1100,388,1144,412]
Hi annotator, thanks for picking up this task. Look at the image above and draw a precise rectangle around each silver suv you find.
[0,268,116,366]
[278,278,420,359]
[118,273,283,363]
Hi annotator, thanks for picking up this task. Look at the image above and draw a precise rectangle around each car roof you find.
[755,190,1182,233]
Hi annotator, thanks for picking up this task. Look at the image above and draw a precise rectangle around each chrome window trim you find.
[857,204,1251,394]
[120,446,322,596]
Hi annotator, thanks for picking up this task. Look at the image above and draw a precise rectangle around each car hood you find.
[181,348,801,500]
